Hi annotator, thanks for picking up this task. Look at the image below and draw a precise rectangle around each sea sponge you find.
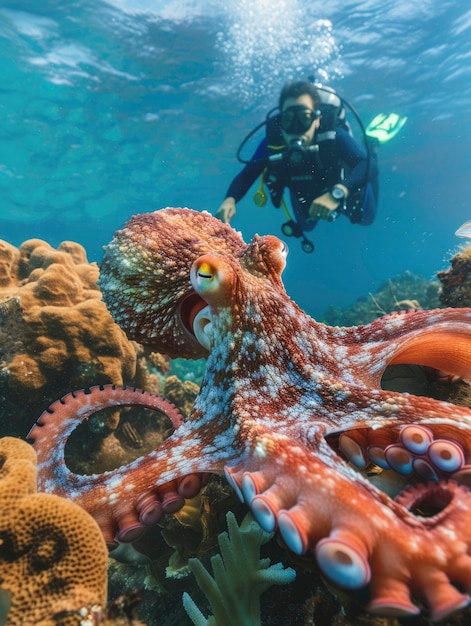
[0,238,136,435]
[0,436,108,626]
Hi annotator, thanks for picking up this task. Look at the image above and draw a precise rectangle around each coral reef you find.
[0,238,136,436]
[322,270,441,327]
[182,511,296,626]
[164,375,200,417]
[438,244,471,308]
[0,436,108,625]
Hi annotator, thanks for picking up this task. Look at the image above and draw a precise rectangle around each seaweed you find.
[182,511,296,626]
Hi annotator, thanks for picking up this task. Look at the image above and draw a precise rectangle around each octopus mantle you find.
[29,208,471,621]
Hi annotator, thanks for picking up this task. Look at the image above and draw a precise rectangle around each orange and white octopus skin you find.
[29,208,471,621]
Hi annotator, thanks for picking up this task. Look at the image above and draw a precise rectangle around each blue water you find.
[0,0,470,318]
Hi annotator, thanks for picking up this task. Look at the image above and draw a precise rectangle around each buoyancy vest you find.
[263,88,352,209]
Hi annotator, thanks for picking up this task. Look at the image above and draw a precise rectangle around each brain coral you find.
[0,238,136,435]
[0,436,108,626]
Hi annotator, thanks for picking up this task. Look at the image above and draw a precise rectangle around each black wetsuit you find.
[225,126,378,232]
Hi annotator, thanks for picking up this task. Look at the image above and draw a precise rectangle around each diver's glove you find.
[308,184,348,221]
[215,197,236,223]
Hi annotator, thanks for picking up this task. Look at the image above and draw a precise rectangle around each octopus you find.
[28,207,471,621]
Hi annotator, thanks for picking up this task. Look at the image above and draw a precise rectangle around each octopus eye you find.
[280,240,289,256]
[191,258,222,295]
[191,254,230,302]
[197,262,214,280]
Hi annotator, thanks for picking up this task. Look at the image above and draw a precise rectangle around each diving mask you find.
[280,105,321,134]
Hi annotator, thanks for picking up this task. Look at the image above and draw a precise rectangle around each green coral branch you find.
[182,511,296,626]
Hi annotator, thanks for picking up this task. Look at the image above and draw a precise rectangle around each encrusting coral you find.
[182,511,296,626]
[438,244,471,308]
[0,436,108,626]
[0,237,136,435]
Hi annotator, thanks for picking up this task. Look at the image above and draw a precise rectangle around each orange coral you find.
[0,238,137,435]
[0,436,108,626]
[164,375,200,417]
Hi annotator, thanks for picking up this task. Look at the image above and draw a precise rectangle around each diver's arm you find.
[215,140,268,223]
[216,197,237,223]
[225,160,265,201]
[308,129,374,221]
[308,186,347,221]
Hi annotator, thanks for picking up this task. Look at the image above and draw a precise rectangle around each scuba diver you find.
[215,79,406,253]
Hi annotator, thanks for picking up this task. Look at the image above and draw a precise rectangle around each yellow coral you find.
[0,437,108,626]
[0,237,136,434]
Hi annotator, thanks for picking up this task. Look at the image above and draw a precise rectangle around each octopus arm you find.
[318,385,471,488]
[227,431,471,622]
[28,384,238,547]
[387,326,471,382]
[337,310,471,385]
